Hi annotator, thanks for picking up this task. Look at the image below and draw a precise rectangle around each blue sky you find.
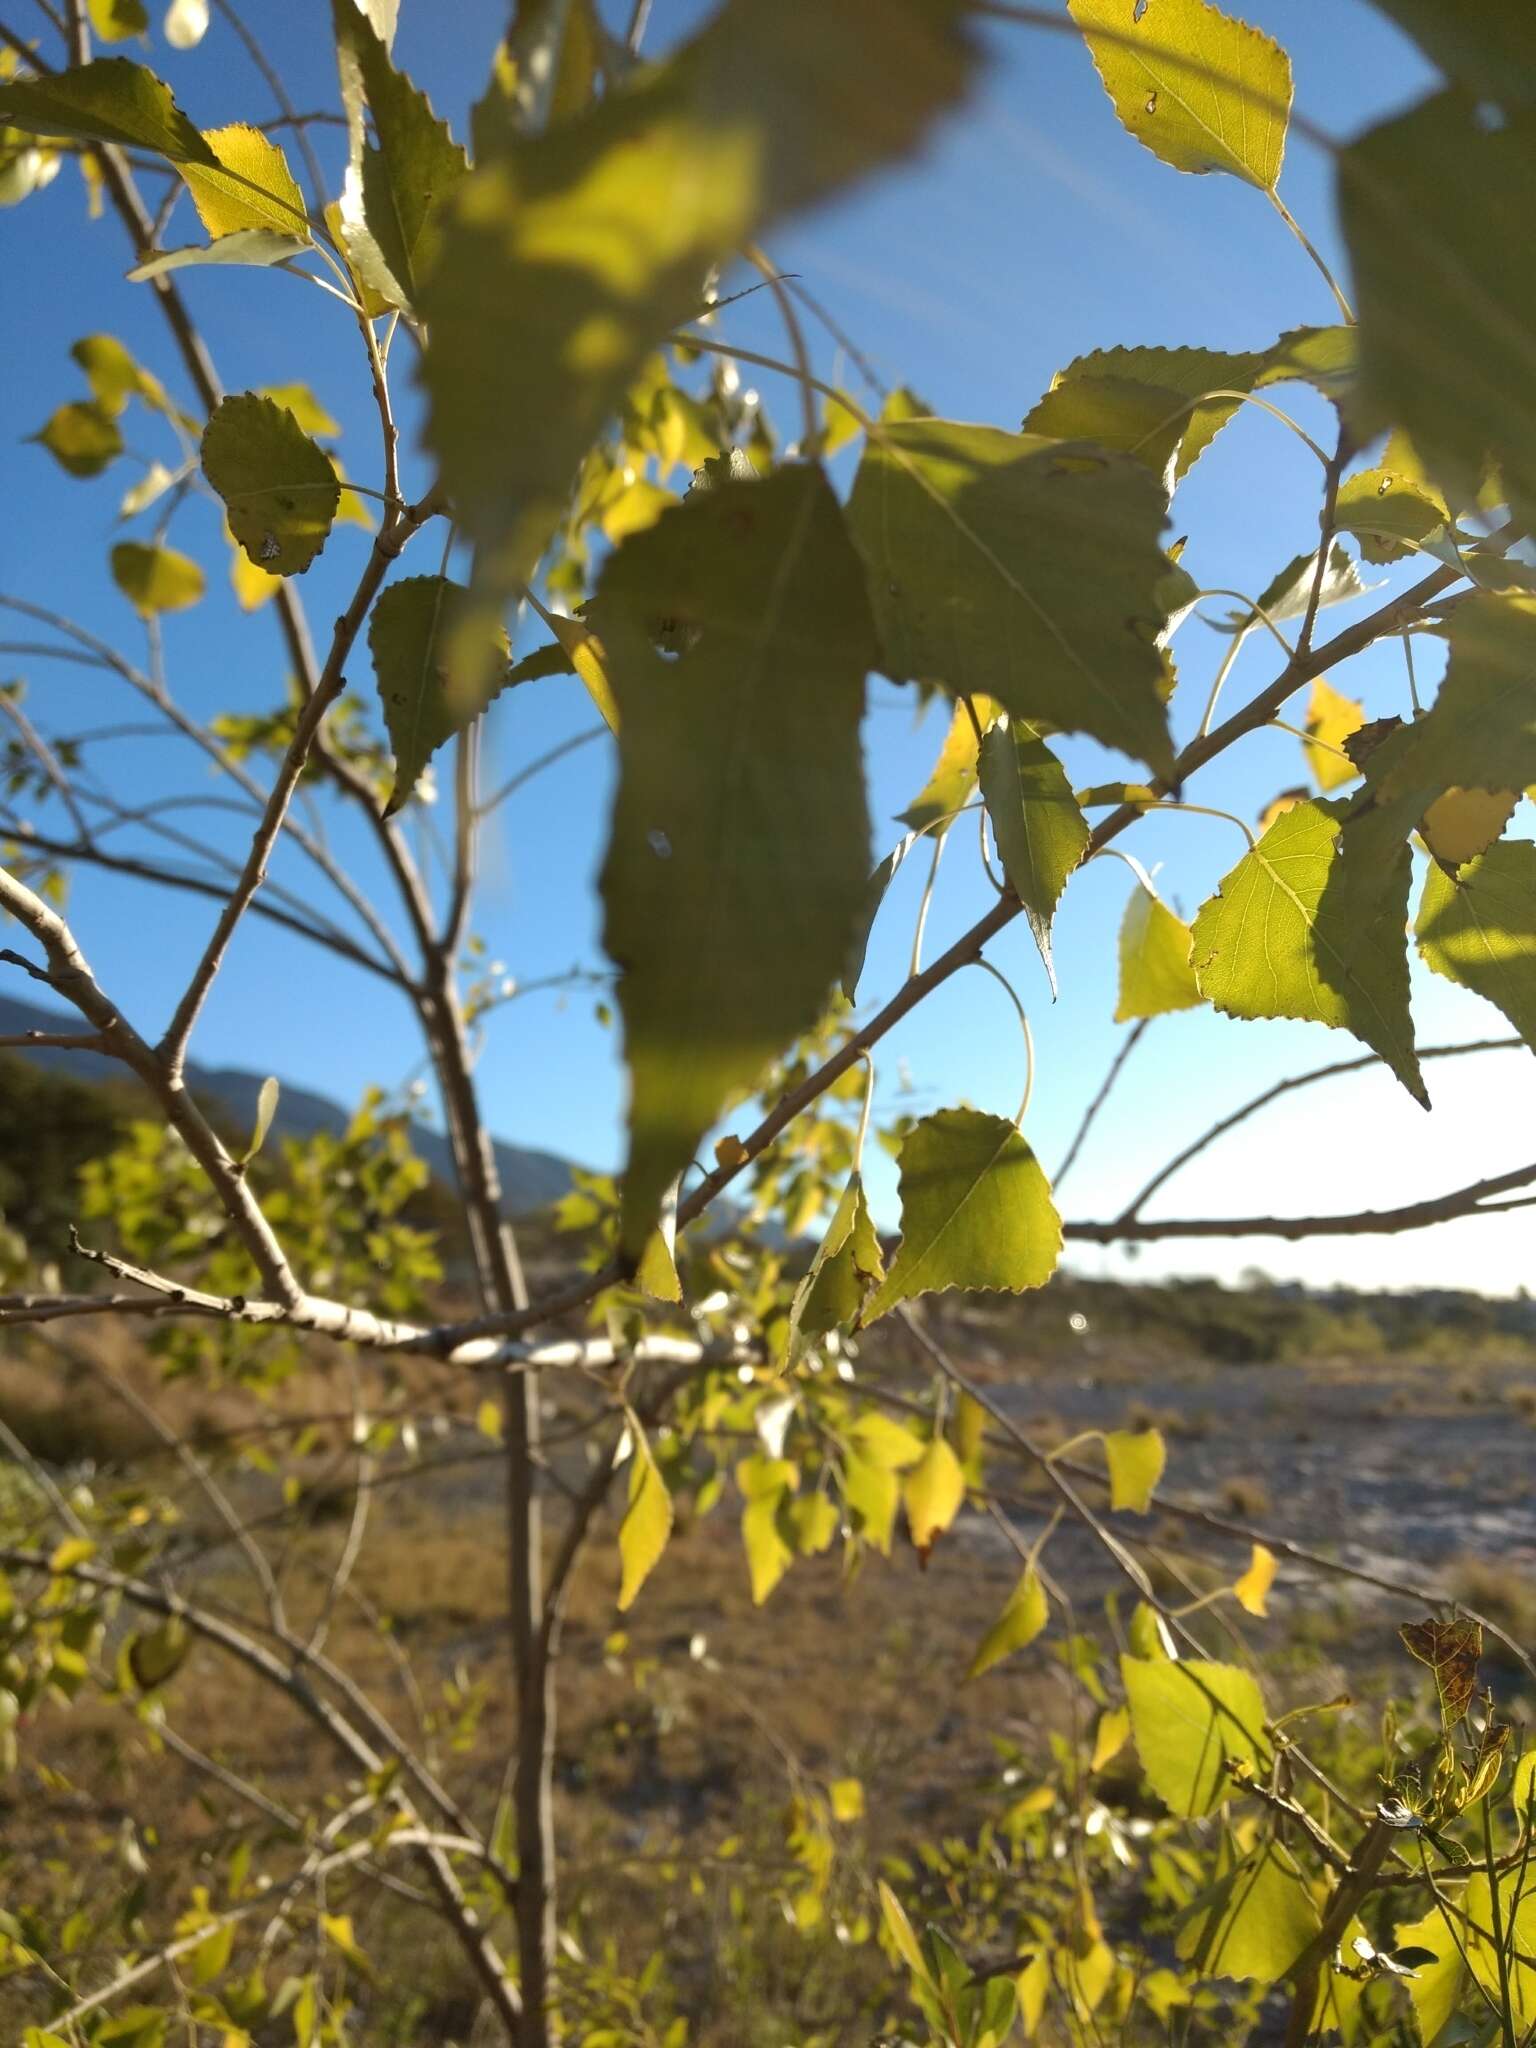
[4,1,1533,1294]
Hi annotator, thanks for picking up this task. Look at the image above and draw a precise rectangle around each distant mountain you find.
[0,994,579,1216]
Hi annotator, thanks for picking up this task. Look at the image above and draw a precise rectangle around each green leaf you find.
[245,1076,281,1163]
[1103,1427,1165,1513]
[331,0,467,311]
[1362,3,1536,110]
[1116,885,1202,1021]
[842,834,917,1004]
[1417,842,1536,1051]
[616,1426,672,1611]
[421,0,975,696]
[861,1107,1061,1322]
[126,228,310,280]
[1375,593,1536,803]
[742,1494,793,1605]
[848,420,1175,773]
[0,57,216,161]
[978,716,1089,992]
[902,1435,967,1558]
[109,540,204,616]
[71,334,166,419]
[127,1617,189,1691]
[1027,344,1265,483]
[1190,797,1426,1104]
[32,400,122,477]
[782,1173,884,1367]
[88,0,149,39]
[1122,1653,1267,1815]
[1176,1841,1318,1983]
[1340,89,1536,524]
[1388,1903,1461,2047]
[843,1452,899,1555]
[182,123,310,241]
[898,696,989,835]
[594,465,875,1256]
[201,391,340,577]
[879,1879,931,1986]
[1209,540,1369,635]
[369,575,510,814]
[1069,0,1292,191]
[1334,434,1451,565]
[966,1564,1049,1679]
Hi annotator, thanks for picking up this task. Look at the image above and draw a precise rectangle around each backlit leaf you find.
[1122,1653,1267,1815]
[898,696,990,836]
[1376,594,1536,803]
[1026,343,1263,482]
[88,0,149,40]
[33,400,122,477]
[978,717,1089,992]
[0,57,216,161]
[829,1777,865,1823]
[1340,89,1536,524]
[202,391,340,577]
[182,123,309,241]
[127,228,310,280]
[1103,1428,1165,1513]
[1362,3,1536,109]
[1116,885,1202,1021]
[1069,0,1291,191]
[1176,1841,1318,1983]
[1400,1615,1481,1727]
[260,383,339,438]
[742,1495,793,1606]
[783,1173,884,1367]
[595,466,875,1255]
[1389,1903,1461,2046]
[1335,434,1451,565]
[1418,844,1536,1051]
[1302,676,1365,792]
[843,1454,899,1555]
[369,576,510,814]
[616,1426,672,1611]
[1209,541,1369,636]
[848,419,1175,774]
[421,0,975,694]
[1190,796,1426,1104]
[1419,788,1519,872]
[966,1564,1048,1679]
[902,1436,967,1559]
[332,0,467,311]
[109,540,204,616]
[1091,1705,1131,1770]
[72,333,166,418]
[1234,1542,1276,1616]
[861,1108,1062,1322]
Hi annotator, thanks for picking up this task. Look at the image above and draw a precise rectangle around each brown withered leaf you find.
[1343,715,1404,776]
[1400,1616,1482,1727]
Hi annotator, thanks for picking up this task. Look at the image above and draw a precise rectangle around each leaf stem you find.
[973,955,1034,1125]
[1268,188,1355,325]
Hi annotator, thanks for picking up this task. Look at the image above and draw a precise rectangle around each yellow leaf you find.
[1303,676,1365,792]
[49,1536,96,1573]
[1115,887,1202,1021]
[878,1879,928,1982]
[742,1494,792,1605]
[616,1427,672,1611]
[829,1776,865,1823]
[547,613,619,734]
[1420,786,1519,870]
[1233,1542,1276,1617]
[1091,1705,1131,1771]
[902,1436,966,1558]
[183,123,310,241]
[475,1398,502,1442]
[1103,1428,1165,1513]
[966,1564,1049,1680]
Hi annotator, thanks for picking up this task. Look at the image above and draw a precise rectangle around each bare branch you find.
[1054,1017,1150,1192]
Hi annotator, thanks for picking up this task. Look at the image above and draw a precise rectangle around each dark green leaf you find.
[1373,592,1536,802]
[847,420,1175,773]
[1027,343,1263,482]
[977,716,1089,992]
[0,57,215,161]
[1363,2,1536,110]
[201,392,340,577]
[370,576,510,813]
[1417,841,1536,1051]
[842,835,916,1003]
[595,465,876,1255]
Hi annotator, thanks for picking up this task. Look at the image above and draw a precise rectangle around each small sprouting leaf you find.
[902,1435,967,1560]
[1176,1841,1318,1984]
[1190,796,1426,1105]
[616,1426,673,1611]
[118,461,176,518]
[847,419,1176,774]
[201,391,340,577]
[861,1108,1062,1322]
[1400,1616,1482,1728]
[182,123,310,241]
[369,575,509,814]
[1116,885,1202,1021]
[127,228,311,280]
[1234,1543,1277,1617]
[978,716,1089,992]
[0,57,216,161]
[966,1564,1048,1679]
[1464,1723,1511,1810]
[1103,1428,1165,1514]
[32,400,122,477]
[109,540,204,617]
[1069,0,1292,192]
[89,0,149,40]
[331,0,467,310]
[1302,676,1365,792]
[1122,1653,1267,1815]
[1417,842,1536,1051]
[594,466,875,1257]
[127,1616,189,1691]
[244,1076,280,1163]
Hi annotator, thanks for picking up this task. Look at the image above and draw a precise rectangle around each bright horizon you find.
[4,0,1533,1296]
